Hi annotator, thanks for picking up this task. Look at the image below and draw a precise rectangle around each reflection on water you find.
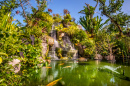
[25,60,130,86]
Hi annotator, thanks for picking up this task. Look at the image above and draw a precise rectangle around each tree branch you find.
[95,0,99,9]
[20,0,28,25]
[37,0,40,10]
[85,3,91,14]
[32,0,46,19]
[99,0,123,35]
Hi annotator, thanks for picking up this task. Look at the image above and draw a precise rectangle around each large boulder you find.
[41,42,48,57]
[46,36,54,46]
[94,54,103,60]
[8,59,21,73]
[105,55,115,61]
[78,57,87,62]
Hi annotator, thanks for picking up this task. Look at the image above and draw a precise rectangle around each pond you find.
[25,60,130,86]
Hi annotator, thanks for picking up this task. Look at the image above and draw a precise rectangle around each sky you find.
[12,0,130,26]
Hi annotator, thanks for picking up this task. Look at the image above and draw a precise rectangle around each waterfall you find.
[48,24,59,60]
[48,24,78,60]
[62,33,78,59]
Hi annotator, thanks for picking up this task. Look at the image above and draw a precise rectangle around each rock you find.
[94,54,103,60]
[47,59,51,64]
[8,59,21,73]
[77,43,84,55]
[39,57,46,63]
[68,50,78,59]
[59,32,65,38]
[41,42,48,57]
[46,36,54,45]
[78,57,87,62]
[105,55,115,61]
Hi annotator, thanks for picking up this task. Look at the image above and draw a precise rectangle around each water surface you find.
[25,60,130,86]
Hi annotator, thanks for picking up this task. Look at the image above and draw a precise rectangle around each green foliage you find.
[79,16,104,34]
[31,0,47,15]
[115,36,130,56]
[0,0,130,85]
[55,24,64,31]
[0,0,19,13]
[0,13,22,55]
[0,1,49,85]
[98,0,124,14]
[55,15,96,57]
[107,13,130,32]
[0,57,2,64]
[0,52,8,57]
[79,3,109,36]
[53,14,62,23]
[72,30,88,43]
[27,12,53,35]
[79,5,95,15]
[55,24,79,36]
[97,0,128,35]
[66,25,79,36]
[56,48,62,58]
[62,14,72,24]
[71,29,95,56]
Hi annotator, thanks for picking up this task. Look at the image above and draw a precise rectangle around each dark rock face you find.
[62,50,68,57]
[76,43,85,57]
[8,59,21,73]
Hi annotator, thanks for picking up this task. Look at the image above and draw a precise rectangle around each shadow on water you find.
[78,62,90,65]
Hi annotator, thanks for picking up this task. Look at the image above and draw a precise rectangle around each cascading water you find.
[62,33,78,59]
[48,24,78,60]
[48,24,59,60]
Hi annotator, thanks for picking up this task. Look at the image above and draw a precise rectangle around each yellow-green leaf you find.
[0,52,8,57]
[0,57,2,64]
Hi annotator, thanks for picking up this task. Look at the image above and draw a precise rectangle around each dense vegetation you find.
[0,0,130,85]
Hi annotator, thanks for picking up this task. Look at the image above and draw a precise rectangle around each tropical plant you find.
[79,16,106,35]
[79,1,98,36]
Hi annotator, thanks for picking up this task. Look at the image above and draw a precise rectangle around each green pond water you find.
[25,60,130,86]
